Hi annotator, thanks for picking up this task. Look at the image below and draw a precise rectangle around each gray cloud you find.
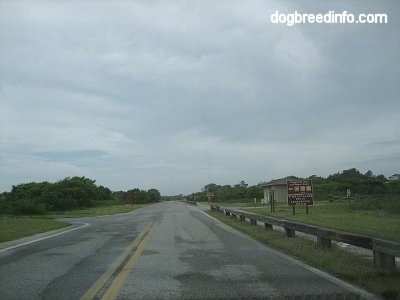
[1,0,399,194]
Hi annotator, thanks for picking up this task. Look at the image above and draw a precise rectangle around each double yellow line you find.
[80,221,157,300]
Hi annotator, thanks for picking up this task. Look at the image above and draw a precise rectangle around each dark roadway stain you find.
[174,235,206,245]
[141,249,160,255]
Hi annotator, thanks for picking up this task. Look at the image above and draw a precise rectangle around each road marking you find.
[80,221,156,300]
[101,221,157,300]
[0,222,89,253]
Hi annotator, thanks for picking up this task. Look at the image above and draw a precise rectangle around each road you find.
[0,201,376,299]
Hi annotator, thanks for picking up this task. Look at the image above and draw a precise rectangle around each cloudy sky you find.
[1,0,399,195]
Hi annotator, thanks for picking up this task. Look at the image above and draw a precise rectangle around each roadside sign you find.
[206,192,214,202]
[287,180,313,206]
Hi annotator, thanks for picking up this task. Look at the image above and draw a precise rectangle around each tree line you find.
[0,177,161,215]
[112,188,161,205]
[310,168,400,200]
[1,168,398,215]
[188,182,264,203]
[188,168,400,204]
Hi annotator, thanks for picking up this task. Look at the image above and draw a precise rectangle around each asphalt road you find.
[0,201,376,299]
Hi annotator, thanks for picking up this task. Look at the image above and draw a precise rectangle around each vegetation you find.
[310,169,400,204]
[0,176,161,215]
[188,181,264,203]
[245,201,400,241]
[162,194,186,201]
[0,204,146,243]
[47,204,149,218]
[0,216,69,243]
[188,169,400,215]
[112,188,161,205]
[208,210,400,300]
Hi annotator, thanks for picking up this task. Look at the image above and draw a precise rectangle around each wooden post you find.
[264,223,273,230]
[372,239,397,270]
[373,251,396,270]
[317,237,332,249]
[269,189,276,213]
[270,190,275,213]
[285,227,295,237]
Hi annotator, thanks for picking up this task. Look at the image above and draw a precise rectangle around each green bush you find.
[2,177,112,215]
[350,195,400,214]
[13,200,47,215]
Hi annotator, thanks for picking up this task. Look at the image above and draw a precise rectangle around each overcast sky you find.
[1,0,399,195]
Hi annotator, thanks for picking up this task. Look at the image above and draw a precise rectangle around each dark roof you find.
[261,176,304,187]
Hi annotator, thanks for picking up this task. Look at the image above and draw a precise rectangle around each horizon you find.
[1,167,396,196]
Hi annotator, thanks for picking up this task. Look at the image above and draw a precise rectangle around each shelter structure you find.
[261,176,304,204]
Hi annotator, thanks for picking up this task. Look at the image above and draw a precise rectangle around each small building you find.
[261,176,304,204]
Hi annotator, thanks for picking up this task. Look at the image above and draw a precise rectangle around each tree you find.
[203,183,220,192]
[247,185,263,199]
[388,174,400,194]
[365,170,374,178]
[4,176,114,214]
[97,185,112,201]
[146,189,161,203]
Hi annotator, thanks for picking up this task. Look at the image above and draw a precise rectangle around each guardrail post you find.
[264,223,273,230]
[372,239,397,270]
[240,214,245,222]
[317,237,332,249]
[373,251,395,270]
[285,228,295,238]
[250,218,257,226]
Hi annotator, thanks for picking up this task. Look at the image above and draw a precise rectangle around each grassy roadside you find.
[0,204,147,244]
[241,202,400,241]
[46,204,150,218]
[208,210,400,300]
[0,216,69,243]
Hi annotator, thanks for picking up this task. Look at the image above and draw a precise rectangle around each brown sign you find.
[206,192,214,201]
[287,180,313,206]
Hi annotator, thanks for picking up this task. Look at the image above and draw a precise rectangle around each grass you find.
[47,204,149,218]
[243,201,400,241]
[0,216,69,243]
[208,210,400,300]
[0,204,148,243]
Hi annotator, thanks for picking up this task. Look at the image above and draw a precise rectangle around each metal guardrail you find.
[210,205,400,270]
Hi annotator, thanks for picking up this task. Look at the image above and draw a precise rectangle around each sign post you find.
[270,188,275,213]
[287,180,314,215]
[346,188,351,204]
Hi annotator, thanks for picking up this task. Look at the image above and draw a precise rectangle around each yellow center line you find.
[80,221,156,300]
[101,220,157,300]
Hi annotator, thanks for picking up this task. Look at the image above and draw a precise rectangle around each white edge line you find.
[0,205,150,253]
[191,205,379,299]
[0,222,90,253]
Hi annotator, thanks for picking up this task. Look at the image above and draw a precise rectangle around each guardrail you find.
[210,205,400,271]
